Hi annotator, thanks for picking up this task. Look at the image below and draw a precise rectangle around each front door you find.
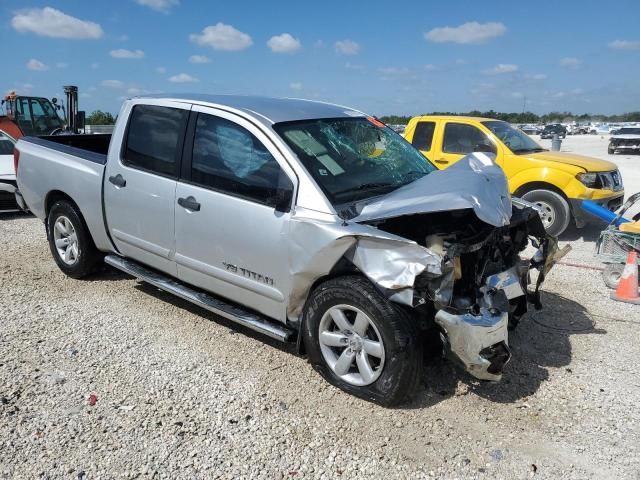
[436,122,497,168]
[174,106,296,322]
[103,101,190,275]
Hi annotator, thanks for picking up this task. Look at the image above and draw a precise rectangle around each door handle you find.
[178,196,201,212]
[435,159,449,165]
[108,174,126,188]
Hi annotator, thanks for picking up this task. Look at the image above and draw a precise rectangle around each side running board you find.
[104,255,295,342]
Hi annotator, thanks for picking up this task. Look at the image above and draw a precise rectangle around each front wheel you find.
[521,189,571,237]
[608,146,615,155]
[302,276,422,406]
[47,200,101,279]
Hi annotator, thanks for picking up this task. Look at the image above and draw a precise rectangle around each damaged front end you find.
[343,155,569,381]
[289,155,568,382]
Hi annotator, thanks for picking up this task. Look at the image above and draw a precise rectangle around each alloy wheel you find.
[318,304,385,386]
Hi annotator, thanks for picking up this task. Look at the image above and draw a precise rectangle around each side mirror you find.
[474,143,496,154]
[273,173,294,213]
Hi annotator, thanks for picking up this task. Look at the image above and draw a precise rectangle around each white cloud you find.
[168,73,198,83]
[378,67,410,75]
[127,87,151,95]
[560,57,581,68]
[511,92,524,98]
[553,92,566,98]
[335,39,360,55]
[27,59,48,71]
[155,66,166,73]
[110,49,145,59]
[289,82,303,90]
[134,0,179,13]
[424,64,438,71]
[483,63,518,75]
[189,23,253,51]
[56,62,68,69]
[425,21,506,45]
[91,63,99,69]
[571,88,585,95]
[345,62,364,71]
[189,55,210,64]
[267,33,301,54]
[525,73,547,80]
[101,79,125,88]
[313,40,324,48]
[608,39,640,50]
[118,34,129,41]
[12,7,103,39]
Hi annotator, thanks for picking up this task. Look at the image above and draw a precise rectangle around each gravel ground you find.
[1,136,639,479]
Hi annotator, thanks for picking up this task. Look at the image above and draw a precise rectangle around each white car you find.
[0,131,18,212]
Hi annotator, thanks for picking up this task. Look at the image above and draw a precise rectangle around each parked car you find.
[540,124,567,139]
[519,124,541,135]
[403,116,624,236]
[0,130,19,212]
[15,95,560,405]
[608,127,640,154]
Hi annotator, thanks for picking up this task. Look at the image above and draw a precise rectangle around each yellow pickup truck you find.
[403,116,624,235]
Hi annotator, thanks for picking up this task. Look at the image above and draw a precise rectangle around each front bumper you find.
[435,309,510,381]
[570,194,624,227]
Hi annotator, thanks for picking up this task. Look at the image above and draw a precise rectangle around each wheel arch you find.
[513,181,571,204]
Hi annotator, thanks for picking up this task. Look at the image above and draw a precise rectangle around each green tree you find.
[86,110,115,125]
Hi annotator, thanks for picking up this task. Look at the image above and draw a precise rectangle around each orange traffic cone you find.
[611,251,640,305]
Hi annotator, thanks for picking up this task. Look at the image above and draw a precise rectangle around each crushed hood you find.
[527,151,617,172]
[352,152,512,227]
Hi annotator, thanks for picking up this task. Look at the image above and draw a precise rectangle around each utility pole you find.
[522,95,527,114]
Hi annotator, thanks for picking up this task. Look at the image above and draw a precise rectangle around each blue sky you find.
[2,0,639,116]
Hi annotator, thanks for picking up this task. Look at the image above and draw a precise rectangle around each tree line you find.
[379,111,640,125]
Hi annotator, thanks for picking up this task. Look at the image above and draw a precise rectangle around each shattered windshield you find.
[482,120,546,154]
[274,117,435,205]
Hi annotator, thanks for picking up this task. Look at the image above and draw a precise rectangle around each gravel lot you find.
[1,135,639,479]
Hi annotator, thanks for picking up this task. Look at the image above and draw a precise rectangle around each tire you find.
[302,275,422,406]
[600,263,640,290]
[608,146,615,155]
[47,200,101,279]
[521,189,571,237]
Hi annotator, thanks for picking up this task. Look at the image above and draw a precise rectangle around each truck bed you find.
[15,135,114,253]
[24,134,111,163]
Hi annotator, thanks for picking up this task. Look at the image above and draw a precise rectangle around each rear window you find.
[123,104,189,177]
[0,134,15,155]
[411,121,435,151]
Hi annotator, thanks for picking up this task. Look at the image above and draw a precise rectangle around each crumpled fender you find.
[287,211,443,321]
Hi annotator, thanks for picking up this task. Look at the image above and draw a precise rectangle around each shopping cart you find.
[595,192,640,289]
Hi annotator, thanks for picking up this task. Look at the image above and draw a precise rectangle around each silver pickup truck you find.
[15,95,561,405]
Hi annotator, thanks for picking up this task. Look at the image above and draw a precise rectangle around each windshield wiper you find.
[333,182,395,196]
[513,147,547,154]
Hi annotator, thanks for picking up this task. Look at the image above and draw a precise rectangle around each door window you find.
[190,113,286,206]
[0,133,15,155]
[411,121,435,151]
[123,104,188,177]
[442,123,495,154]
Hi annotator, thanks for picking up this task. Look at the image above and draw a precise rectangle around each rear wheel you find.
[47,200,101,279]
[302,276,422,406]
[522,189,571,237]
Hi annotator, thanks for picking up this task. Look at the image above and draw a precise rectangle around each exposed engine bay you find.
[360,202,567,381]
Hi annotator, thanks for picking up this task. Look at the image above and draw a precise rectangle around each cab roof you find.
[411,115,502,123]
[138,94,366,125]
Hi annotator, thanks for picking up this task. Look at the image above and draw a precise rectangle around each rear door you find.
[103,101,190,276]
[173,106,296,322]
[435,121,497,168]
[408,120,437,163]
